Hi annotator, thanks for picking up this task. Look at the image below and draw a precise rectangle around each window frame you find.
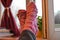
[42,0,49,39]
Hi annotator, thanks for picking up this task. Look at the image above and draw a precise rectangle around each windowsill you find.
[55,28,60,32]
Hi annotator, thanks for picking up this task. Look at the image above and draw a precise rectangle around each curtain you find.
[1,0,20,37]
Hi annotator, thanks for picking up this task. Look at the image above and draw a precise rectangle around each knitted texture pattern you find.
[17,10,26,33]
[21,2,38,35]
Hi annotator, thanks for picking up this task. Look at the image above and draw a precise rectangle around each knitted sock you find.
[17,10,26,32]
[21,2,38,35]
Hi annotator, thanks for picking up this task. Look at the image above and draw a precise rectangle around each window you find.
[1,0,26,28]
[11,0,26,28]
[54,0,60,24]
[54,0,60,35]
[36,0,42,17]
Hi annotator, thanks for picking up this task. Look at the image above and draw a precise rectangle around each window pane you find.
[36,0,42,17]
[54,0,60,33]
[54,0,60,24]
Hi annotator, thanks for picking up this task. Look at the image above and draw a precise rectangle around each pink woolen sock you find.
[21,2,38,35]
[17,10,26,32]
